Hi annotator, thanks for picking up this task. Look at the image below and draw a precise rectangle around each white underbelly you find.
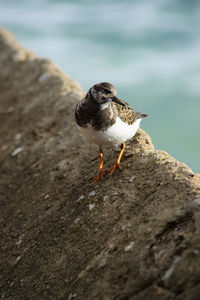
[78,117,142,147]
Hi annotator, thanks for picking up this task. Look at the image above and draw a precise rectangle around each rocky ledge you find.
[1,29,200,300]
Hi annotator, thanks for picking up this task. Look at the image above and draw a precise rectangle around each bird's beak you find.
[111,96,125,106]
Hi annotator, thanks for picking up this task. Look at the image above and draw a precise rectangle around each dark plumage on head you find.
[88,82,125,107]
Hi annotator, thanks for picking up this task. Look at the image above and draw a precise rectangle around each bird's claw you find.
[91,170,105,184]
[108,163,121,176]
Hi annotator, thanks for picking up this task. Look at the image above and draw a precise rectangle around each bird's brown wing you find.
[113,99,141,125]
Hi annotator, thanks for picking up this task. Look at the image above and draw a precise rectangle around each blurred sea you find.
[1,0,200,172]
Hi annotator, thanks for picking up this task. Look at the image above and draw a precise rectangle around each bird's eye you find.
[103,88,111,94]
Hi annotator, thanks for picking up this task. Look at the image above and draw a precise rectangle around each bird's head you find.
[88,82,125,108]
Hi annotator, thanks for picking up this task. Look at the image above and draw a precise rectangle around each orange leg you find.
[91,148,105,184]
[109,142,126,176]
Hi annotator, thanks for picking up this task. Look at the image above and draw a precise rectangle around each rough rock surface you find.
[1,28,200,300]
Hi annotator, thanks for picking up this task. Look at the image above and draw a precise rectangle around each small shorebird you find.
[75,82,147,184]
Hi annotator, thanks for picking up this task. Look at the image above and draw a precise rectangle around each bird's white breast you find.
[78,117,142,147]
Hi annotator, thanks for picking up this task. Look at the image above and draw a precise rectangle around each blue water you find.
[1,0,200,172]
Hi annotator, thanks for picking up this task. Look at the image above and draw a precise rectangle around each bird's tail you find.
[140,113,148,118]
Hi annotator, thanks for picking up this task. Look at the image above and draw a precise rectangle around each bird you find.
[75,82,148,184]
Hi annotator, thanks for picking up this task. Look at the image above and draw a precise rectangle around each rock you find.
[0,28,200,300]
[11,146,24,157]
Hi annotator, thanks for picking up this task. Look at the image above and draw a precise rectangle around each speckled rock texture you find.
[1,29,200,300]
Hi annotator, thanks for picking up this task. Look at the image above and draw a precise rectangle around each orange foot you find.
[108,142,125,176]
[91,169,105,184]
[108,163,122,176]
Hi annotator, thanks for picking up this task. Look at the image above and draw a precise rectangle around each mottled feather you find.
[115,99,147,125]
[75,82,148,131]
